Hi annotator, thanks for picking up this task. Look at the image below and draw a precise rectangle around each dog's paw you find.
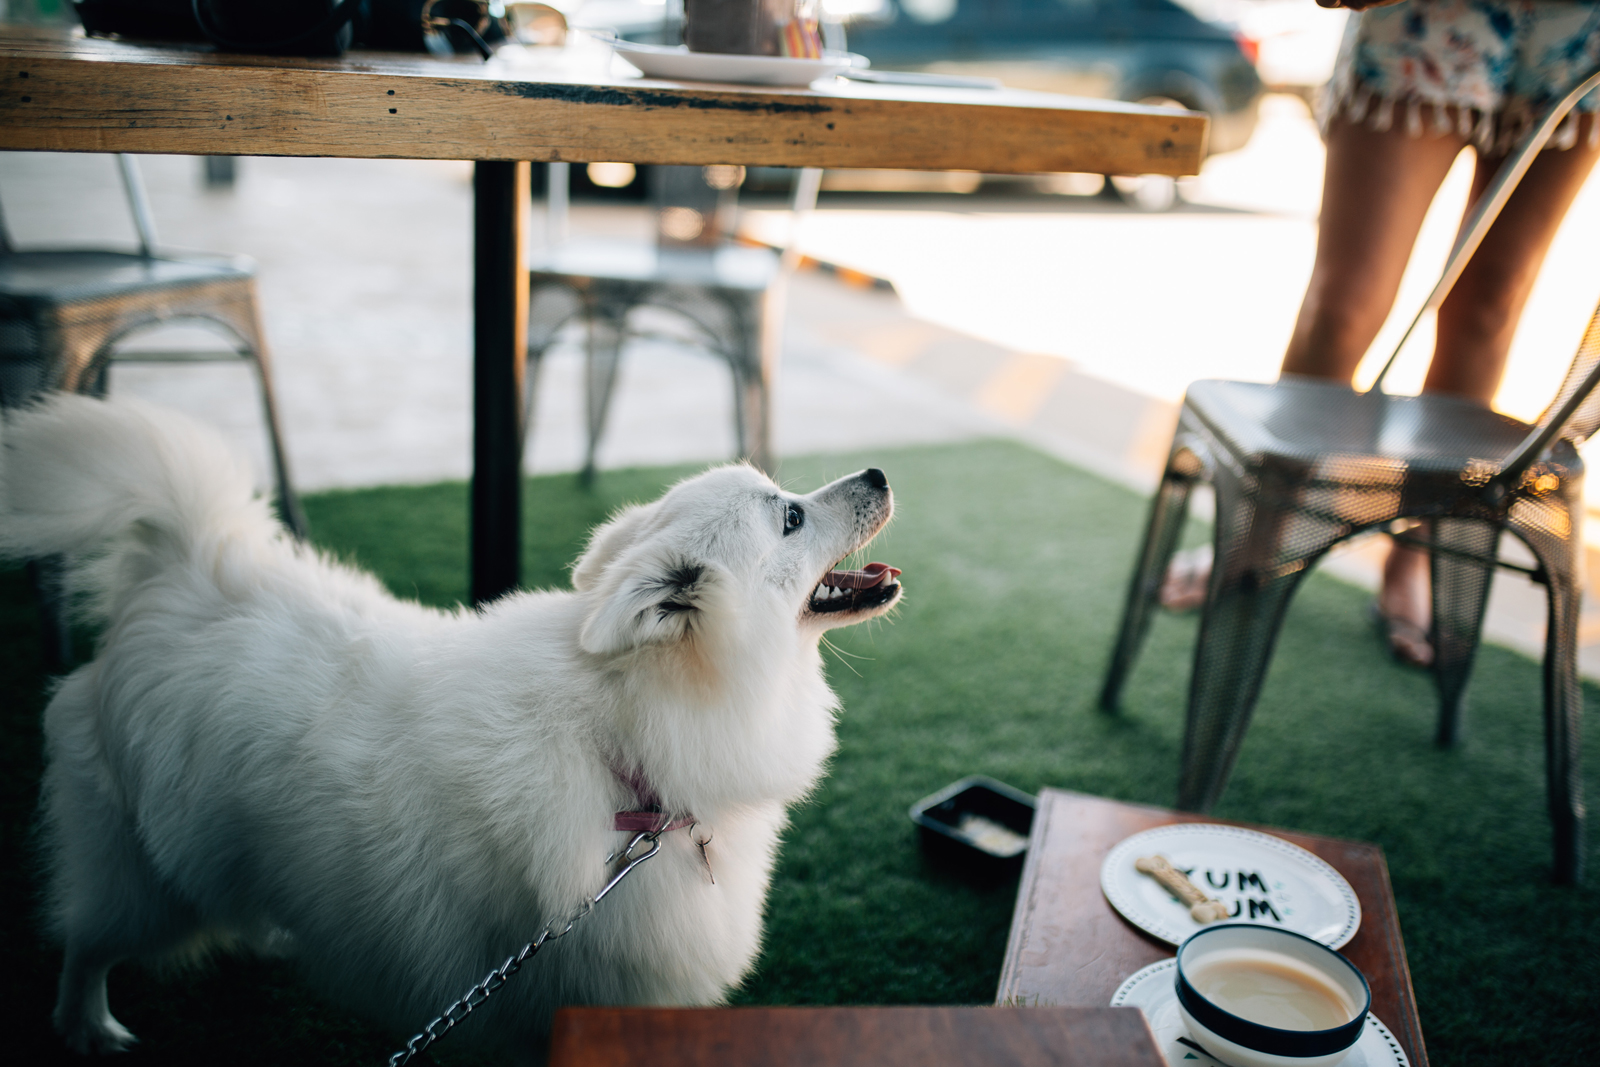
[57,1013,137,1056]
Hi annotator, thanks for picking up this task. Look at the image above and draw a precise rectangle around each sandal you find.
[1367,600,1433,669]
[1159,545,1213,613]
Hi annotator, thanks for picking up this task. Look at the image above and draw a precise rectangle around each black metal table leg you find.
[470,160,530,606]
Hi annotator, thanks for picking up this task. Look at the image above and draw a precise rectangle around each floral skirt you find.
[1326,0,1600,151]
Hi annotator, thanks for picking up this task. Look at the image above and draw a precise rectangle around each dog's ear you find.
[572,501,659,592]
[580,556,711,656]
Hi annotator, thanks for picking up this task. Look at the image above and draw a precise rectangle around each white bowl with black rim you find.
[1175,925,1371,1067]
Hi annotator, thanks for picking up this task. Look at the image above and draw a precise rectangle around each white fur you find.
[0,394,898,1061]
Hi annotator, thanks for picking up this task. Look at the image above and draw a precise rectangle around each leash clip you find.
[596,830,661,903]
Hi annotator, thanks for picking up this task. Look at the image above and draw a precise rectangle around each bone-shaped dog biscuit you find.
[1135,854,1231,924]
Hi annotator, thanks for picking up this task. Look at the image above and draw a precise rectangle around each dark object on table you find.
[910,775,1035,874]
[191,0,361,57]
[549,1005,1165,1067]
[997,788,1428,1067]
[1100,64,1600,886]
[76,0,359,58]
[74,0,207,41]
[684,0,783,56]
[75,0,499,58]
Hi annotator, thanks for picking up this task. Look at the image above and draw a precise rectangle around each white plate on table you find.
[1111,959,1410,1067]
[1101,824,1361,948]
[602,37,861,86]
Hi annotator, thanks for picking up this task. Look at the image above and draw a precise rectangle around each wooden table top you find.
[549,1006,1165,1067]
[997,789,1428,1067]
[0,24,1207,175]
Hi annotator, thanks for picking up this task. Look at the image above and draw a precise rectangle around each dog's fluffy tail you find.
[0,393,280,577]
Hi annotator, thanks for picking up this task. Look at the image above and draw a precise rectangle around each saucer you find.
[1101,824,1361,948]
[602,37,860,86]
[1111,959,1410,1067]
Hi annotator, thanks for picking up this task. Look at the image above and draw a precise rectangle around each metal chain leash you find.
[385,829,664,1067]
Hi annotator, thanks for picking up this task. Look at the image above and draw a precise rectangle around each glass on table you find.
[684,0,822,56]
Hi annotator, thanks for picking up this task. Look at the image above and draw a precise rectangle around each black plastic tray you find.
[909,775,1036,876]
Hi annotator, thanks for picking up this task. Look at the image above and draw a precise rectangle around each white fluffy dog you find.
[0,395,901,1061]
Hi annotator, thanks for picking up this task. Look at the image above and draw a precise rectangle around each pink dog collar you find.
[612,810,695,833]
[611,766,694,834]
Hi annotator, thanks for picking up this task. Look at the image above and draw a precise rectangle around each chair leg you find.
[1429,518,1500,747]
[1099,452,1198,710]
[728,360,751,463]
[731,297,770,472]
[1509,490,1586,883]
[1541,569,1585,884]
[1512,519,1587,886]
[1177,473,1330,812]
[524,279,584,467]
[522,345,545,457]
[83,354,111,399]
[582,310,625,485]
[748,289,778,474]
[237,299,308,539]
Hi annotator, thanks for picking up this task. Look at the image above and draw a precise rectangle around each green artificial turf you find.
[3,438,1596,1065]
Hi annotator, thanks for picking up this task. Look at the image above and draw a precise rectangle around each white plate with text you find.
[1111,959,1409,1067]
[602,37,860,86]
[1100,824,1361,948]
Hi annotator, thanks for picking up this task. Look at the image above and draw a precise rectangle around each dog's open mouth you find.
[807,561,902,616]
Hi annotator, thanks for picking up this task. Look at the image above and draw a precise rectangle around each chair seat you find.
[528,240,779,292]
[0,249,255,309]
[1185,377,1538,478]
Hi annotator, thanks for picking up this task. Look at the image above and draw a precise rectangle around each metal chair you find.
[1099,65,1600,885]
[0,154,306,665]
[524,164,822,479]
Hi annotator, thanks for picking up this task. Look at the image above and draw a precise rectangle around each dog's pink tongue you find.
[821,562,901,590]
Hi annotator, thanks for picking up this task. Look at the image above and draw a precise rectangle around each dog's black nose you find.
[861,468,888,490]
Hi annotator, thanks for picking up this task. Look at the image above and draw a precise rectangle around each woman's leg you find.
[1428,130,1600,403]
[1282,115,1470,380]
[1377,130,1600,662]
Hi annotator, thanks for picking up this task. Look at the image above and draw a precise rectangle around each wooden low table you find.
[996,789,1428,1067]
[549,1006,1165,1067]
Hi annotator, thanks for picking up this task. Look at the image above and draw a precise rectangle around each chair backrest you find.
[545,160,571,248]
[782,166,824,272]
[1489,298,1600,496]
[115,154,159,259]
[652,164,740,251]
[0,154,159,257]
[1538,299,1600,443]
[540,162,822,255]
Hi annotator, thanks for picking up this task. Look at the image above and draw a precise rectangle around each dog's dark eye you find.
[783,503,804,535]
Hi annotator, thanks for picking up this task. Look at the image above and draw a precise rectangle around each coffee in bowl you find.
[1186,947,1357,1031]
[1175,925,1371,1067]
